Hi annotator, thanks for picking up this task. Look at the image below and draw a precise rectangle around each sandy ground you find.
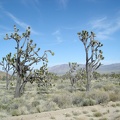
[2,101,120,120]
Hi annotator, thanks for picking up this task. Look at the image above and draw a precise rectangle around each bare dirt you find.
[2,101,120,120]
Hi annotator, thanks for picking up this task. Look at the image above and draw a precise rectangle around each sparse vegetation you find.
[0,27,119,120]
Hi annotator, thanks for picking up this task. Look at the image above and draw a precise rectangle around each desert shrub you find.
[72,111,81,116]
[109,91,120,101]
[13,98,26,105]
[114,87,120,94]
[52,93,72,108]
[50,116,56,119]
[32,101,40,107]
[45,101,59,111]
[87,90,109,104]
[0,112,7,118]
[0,104,8,110]
[72,92,83,106]
[19,106,29,115]
[11,109,21,116]
[81,98,96,106]
[64,113,71,117]
[91,108,97,112]
[116,103,120,106]
[65,86,76,93]
[93,82,103,89]
[57,84,65,89]
[103,84,115,91]
[93,112,102,117]
[36,100,59,113]
[8,103,19,110]
[1,96,12,104]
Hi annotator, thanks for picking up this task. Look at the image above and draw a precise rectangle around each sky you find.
[0,0,120,69]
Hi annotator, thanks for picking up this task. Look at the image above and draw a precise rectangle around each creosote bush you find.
[81,98,96,106]
[52,92,72,108]
[93,112,102,117]
[87,90,109,104]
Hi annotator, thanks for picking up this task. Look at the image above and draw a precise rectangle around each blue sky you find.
[0,0,120,68]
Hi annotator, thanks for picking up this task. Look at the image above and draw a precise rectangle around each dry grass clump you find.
[64,113,71,117]
[52,92,72,108]
[35,99,59,113]
[93,112,102,117]
[72,111,81,116]
[50,116,56,119]
[72,92,84,106]
[87,90,109,104]
[109,91,120,101]
[0,112,8,118]
[103,83,115,91]
[82,111,88,114]
[91,108,97,112]
[19,106,29,115]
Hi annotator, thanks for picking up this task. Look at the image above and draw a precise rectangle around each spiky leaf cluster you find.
[77,31,104,71]
[69,62,79,73]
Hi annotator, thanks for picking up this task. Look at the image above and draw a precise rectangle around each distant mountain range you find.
[0,63,120,78]
[48,63,120,75]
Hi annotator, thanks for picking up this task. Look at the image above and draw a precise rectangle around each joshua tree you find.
[68,62,79,86]
[77,31,104,91]
[4,25,54,97]
[0,53,14,90]
[31,62,49,87]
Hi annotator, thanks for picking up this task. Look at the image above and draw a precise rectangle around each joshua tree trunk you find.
[6,72,9,90]
[85,48,91,91]
[14,74,21,98]
[14,41,21,98]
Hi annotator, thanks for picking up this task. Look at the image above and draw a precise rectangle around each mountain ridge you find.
[48,63,120,75]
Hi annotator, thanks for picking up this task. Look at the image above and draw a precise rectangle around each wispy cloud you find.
[89,16,120,40]
[58,0,69,8]
[52,30,63,45]
[5,11,38,35]
[21,0,40,12]
[52,30,61,35]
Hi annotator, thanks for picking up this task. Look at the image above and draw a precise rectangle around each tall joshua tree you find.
[77,31,104,91]
[4,25,54,97]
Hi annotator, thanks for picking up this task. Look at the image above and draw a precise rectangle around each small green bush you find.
[93,112,102,117]
[32,101,40,107]
[11,109,21,116]
[81,98,96,106]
